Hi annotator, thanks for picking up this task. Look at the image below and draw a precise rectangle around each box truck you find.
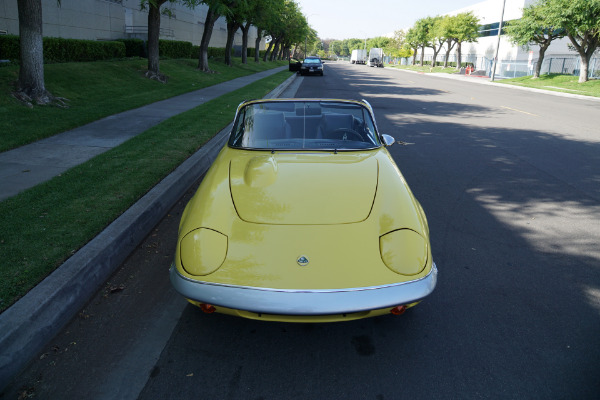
[350,49,367,64]
[367,48,384,67]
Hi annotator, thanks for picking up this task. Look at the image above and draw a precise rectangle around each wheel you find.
[328,128,363,141]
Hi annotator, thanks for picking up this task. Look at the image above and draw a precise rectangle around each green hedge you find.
[117,38,146,58]
[246,48,267,58]
[0,35,20,60]
[0,34,267,63]
[45,38,125,62]
[0,35,125,62]
[159,39,193,59]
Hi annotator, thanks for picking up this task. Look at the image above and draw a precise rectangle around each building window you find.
[478,20,513,37]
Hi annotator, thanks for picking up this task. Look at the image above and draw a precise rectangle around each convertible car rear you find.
[170,99,437,322]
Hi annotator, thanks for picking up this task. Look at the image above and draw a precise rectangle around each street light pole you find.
[490,0,506,82]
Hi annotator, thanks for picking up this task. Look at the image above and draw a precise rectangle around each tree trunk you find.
[147,1,166,80]
[241,22,250,64]
[225,20,240,66]
[533,43,549,79]
[263,38,274,62]
[16,0,49,105]
[412,48,417,65]
[254,28,262,62]
[419,45,425,66]
[577,54,590,83]
[456,41,462,70]
[432,49,439,68]
[270,38,281,61]
[566,33,599,83]
[443,39,456,68]
[198,7,218,72]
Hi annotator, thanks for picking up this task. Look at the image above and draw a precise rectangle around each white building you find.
[0,0,265,51]
[420,0,594,78]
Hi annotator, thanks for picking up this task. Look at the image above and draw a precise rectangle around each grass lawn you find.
[497,74,600,98]
[0,57,288,152]
[0,65,292,312]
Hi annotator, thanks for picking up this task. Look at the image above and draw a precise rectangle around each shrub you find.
[0,35,20,61]
[117,39,146,58]
[158,39,193,59]
[208,47,227,58]
[245,48,267,59]
[45,38,125,62]
[0,35,126,63]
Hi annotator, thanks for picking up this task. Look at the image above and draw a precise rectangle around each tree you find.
[224,1,250,66]
[386,29,406,58]
[544,0,600,82]
[367,36,390,50]
[428,16,445,67]
[451,12,480,70]
[505,1,566,78]
[346,38,365,53]
[329,40,343,56]
[13,0,66,107]
[142,0,201,81]
[412,17,434,66]
[405,27,420,65]
[261,0,307,60]
[439,15,458,68]
[238,0,270,64]
[437,12,479,69]
[197,0,234,72]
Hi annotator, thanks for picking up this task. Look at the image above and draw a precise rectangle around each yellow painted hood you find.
[229,152,378,225]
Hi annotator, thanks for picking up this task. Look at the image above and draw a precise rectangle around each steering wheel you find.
[329,128,363,142]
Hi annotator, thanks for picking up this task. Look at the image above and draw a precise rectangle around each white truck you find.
[367,48,384,67]
[350,49,367,64]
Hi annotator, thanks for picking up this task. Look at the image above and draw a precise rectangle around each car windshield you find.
[303,58,321,64]
[229,101,381,151]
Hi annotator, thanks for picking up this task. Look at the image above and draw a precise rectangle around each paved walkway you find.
[0,66,287,201]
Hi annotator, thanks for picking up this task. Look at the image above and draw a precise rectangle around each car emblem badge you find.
[297,255,309,266]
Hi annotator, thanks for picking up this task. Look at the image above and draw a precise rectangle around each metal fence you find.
[490,56,599,79]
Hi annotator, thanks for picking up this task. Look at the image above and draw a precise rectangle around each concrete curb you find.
[0,71,297,391]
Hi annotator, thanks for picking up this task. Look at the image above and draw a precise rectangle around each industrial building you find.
[0,0,264,51]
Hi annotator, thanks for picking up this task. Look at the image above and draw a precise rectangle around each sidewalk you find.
[0,68,297,391]
[0,66,287,201]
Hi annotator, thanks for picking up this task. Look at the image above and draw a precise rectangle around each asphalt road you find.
[4,62,599,400]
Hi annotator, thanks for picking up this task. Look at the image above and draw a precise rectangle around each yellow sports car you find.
[170,99,437,322]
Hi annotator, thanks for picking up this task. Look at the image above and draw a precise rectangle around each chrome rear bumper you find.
[170,263,437,315]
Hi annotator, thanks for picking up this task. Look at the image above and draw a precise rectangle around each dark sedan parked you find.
[300,57,324,76]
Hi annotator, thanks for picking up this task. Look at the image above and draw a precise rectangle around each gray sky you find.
[295,0,480,39]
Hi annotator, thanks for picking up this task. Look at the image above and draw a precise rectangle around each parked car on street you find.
[300,56,324,76]
[170,99,437,322]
